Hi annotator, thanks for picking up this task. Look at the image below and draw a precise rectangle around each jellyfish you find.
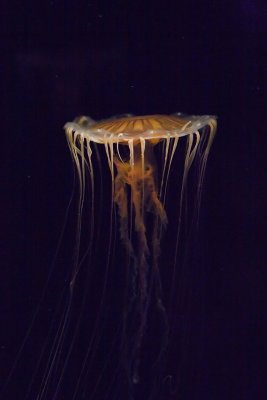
[62,113,216,399]
[4,113,216,400]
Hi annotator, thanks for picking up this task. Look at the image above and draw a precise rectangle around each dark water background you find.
[1,1,265,399]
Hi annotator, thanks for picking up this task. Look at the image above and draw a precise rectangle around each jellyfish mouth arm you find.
[131,180,149,257]
[114,171,134,256]
[113,157,150,259]
[145,170,168,227]
[114,153,167,249]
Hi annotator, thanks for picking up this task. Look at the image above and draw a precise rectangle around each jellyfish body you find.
[0,113,217,400]
[65,114,216,266]
[64,113,217,394]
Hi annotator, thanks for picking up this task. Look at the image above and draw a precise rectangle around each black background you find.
[1,1,265,400]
